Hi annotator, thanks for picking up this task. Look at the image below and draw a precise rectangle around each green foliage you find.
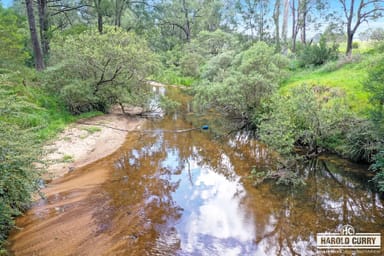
[178,30,239,78]
[342,119,382,162]
[363,54,384,191]
[259,84,351,156]
[47,27,159,114]
[0,70,86,250]
[364,55,384,126]
[371,151,384,192]
[282,54,371,113]
[0,85,39,249]
[297,36,339,67]
[194,42,288,121]
[155,69,195,86]
[0,5,30,67]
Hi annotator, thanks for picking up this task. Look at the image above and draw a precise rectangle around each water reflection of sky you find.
[114,114,384,255]
[159,147,264,255]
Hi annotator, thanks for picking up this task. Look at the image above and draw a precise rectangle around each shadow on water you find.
[8,86,384,256]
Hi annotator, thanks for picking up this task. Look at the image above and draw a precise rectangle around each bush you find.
[194,42,288,122]
[0,83,43,250]
[364,54,384,191]
[298,36,339,67]
[371,151,384,192]
[177,30,239,78]
[258,84,352,156]
[48,27,159,114]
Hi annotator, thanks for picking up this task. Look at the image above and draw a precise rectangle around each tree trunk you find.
[300,15,306,44]
[299,0,307,44]
[115,0,126,28]
[37,0,49,59]
[182,0,191,42]
[282,0,289,42]
[273,0,281,51]
[291,0,298,52]
[94,0,103,33]
[345,0,355,57]
[98,13,103,33]
[346,31,354,57]
[258,1,266,41]
[25,0,45,71]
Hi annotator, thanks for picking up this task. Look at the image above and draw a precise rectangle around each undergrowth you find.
[0,68,101,252]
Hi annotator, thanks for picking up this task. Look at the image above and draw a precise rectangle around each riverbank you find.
[41,113,145,182]
[7,113,146,255]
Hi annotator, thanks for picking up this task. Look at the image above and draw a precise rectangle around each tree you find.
[37,0,49,58]
[364,55,384,126]
[259,84,352,156]
[113,0,129,27]
[291,0,327,51]
[235,0,271,41]
[360,27,384,41]
[154,0,203,43]
[273,0,281,51]
[48,27,159,114]
[25,0,45,70]
[338,0,384,56]
[194,42,288,124]
[179,29,238,77]
[0,5,30,67]
[281,0,290,50]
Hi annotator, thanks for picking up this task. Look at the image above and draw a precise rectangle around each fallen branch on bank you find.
[77,121,208,133]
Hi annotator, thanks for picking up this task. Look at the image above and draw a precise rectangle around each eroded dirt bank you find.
[8,114,145,256]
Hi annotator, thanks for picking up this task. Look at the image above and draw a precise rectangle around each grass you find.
[281,54,373,115]
[62,154,74,163]
[82,126,102,134]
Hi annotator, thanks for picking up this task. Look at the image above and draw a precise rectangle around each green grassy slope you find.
[281,56,372,115]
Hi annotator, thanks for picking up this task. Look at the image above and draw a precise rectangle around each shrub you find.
[48,27,159,114]
[364,54,384,191]
[298,36,339,67]
[258,84,352,156]
[0,84,42,250]
[178,30,239,78]
[371,151,384,192]
[194,42,288,122]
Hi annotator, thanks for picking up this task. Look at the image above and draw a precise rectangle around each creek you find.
[8,86,384,255]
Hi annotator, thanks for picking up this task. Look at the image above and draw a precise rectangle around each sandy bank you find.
[42,113,145,181]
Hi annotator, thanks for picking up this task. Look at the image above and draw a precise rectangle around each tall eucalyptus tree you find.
[338,0,384,56]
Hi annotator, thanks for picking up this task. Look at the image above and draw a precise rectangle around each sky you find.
[1,0,382,38]
[1,0,12,8]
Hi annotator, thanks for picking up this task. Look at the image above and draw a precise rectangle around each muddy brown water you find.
[8,87,384,255]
